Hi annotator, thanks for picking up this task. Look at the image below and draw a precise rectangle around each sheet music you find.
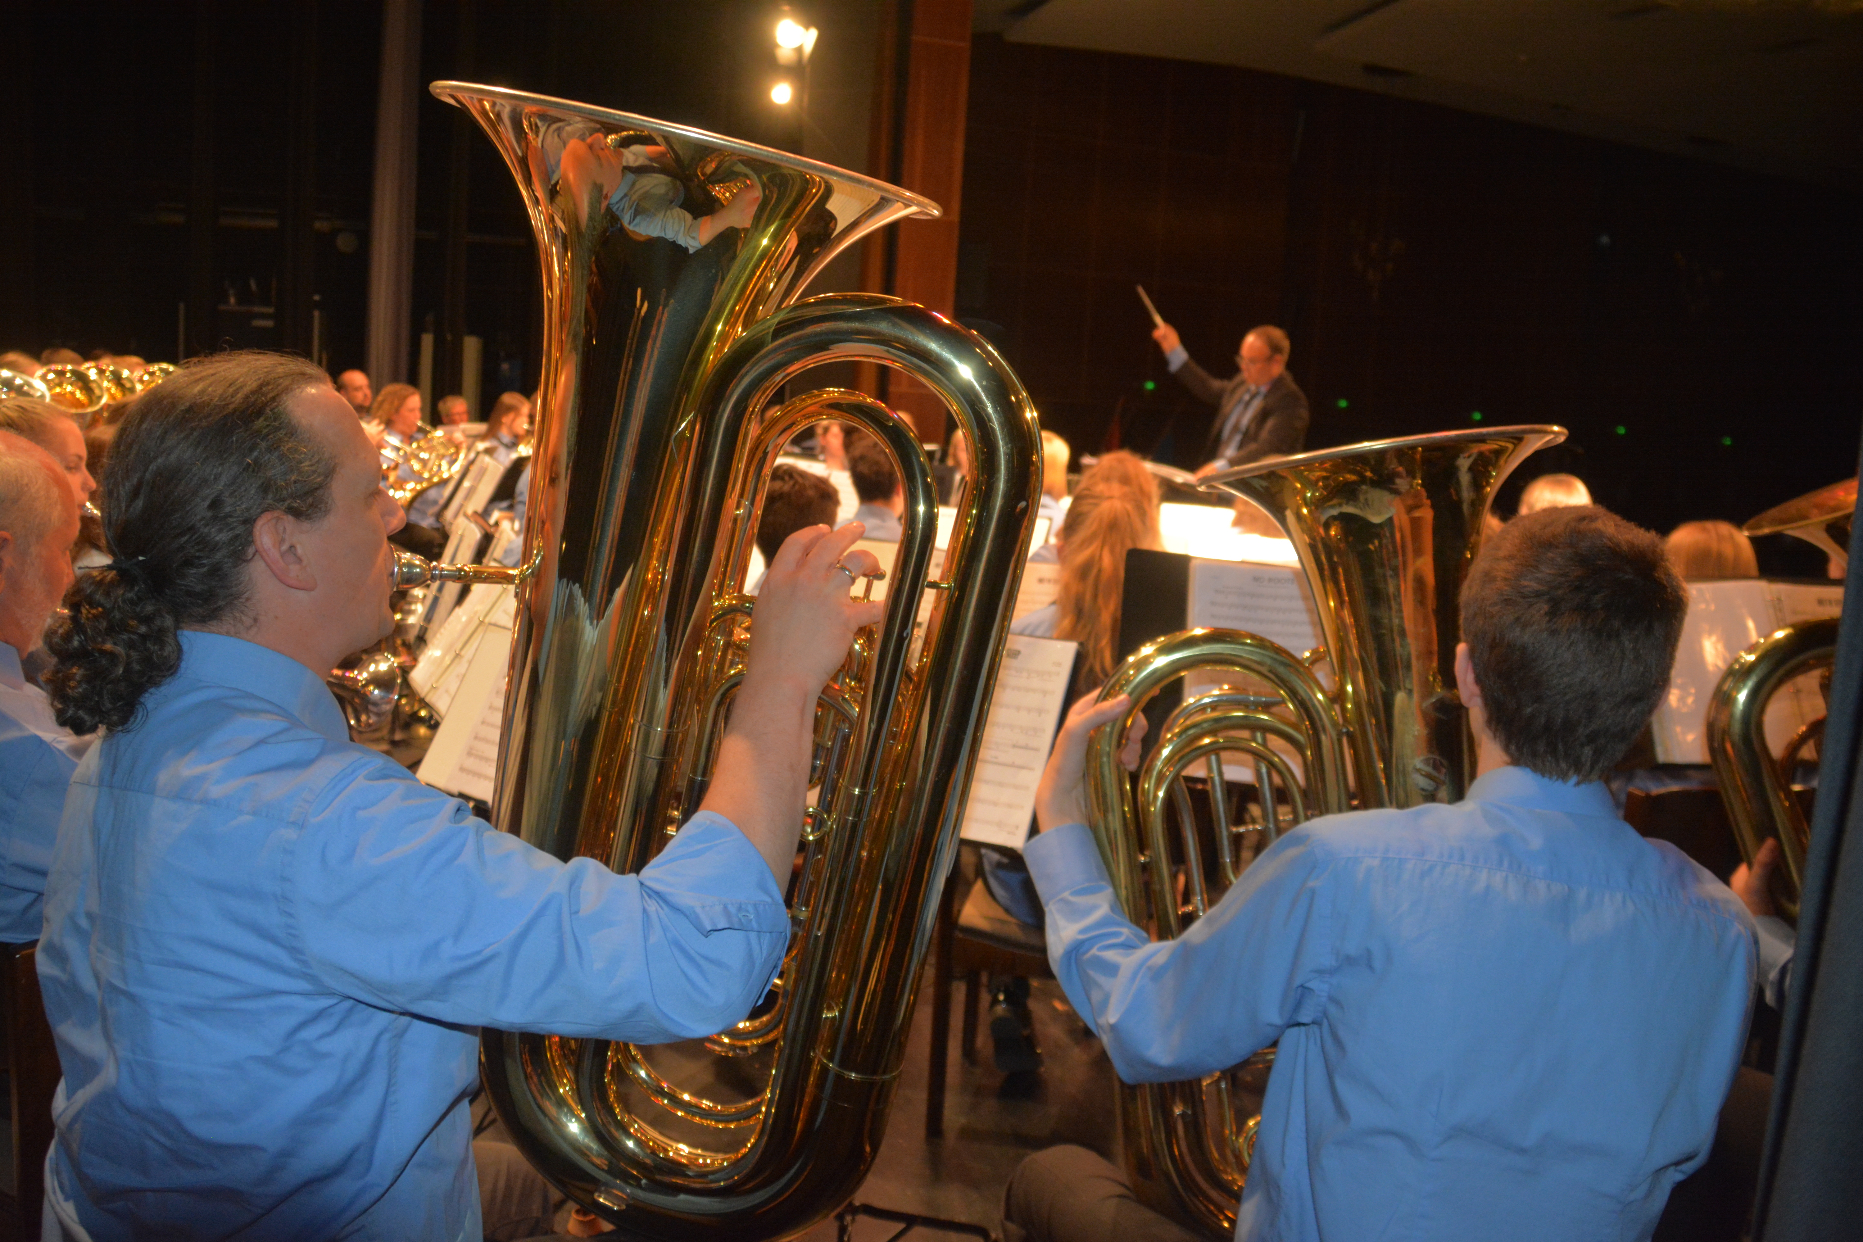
[1014,560,1061,619]
[1651,579,1843,764]
[418,615,512,804]
[959,634,1079,850]
[1186,559,1321,657]
[410,584,512,715]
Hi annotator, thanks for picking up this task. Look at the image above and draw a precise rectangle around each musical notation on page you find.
[958,634,1079,851]
[1186,558,1321,658]
[418,613,514,805]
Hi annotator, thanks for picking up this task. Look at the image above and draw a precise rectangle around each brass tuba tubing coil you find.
[1705,616,1838,922]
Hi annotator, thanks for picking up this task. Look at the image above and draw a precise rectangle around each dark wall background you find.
[0,0,877,411]
[956,34,1863,565]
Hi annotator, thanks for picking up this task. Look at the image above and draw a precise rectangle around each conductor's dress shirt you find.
[1024,766,1756,1242]
[38,632,790,1241]
[0,644,91,941]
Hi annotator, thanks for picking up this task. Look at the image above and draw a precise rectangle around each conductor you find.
[1152,320,1309,478]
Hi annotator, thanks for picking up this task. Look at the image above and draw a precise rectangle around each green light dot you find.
[1614,425,1626,436]
[1470,411,1483,422]
[1336,398,1349,409]
[1721,435,1733,447]
[1143,380,1156,392]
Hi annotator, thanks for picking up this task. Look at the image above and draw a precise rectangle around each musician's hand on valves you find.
[748,521,885,697]
[703,521,885,881]
[1034,691,1147,835]
[1150,321,1180,356]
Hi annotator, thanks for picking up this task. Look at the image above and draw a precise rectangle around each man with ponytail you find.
[0,431,91,943]
[33,352,886,1241]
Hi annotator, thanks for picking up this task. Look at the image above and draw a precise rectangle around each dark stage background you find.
[955,34,1863,566]
[2,5,1857,569]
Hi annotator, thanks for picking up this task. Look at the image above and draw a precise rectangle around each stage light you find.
[776,17,808,48]
[1336,398,1348,409]
[1470,411,1483,422]
[1721,435,1733,447]
[1143,380,1156,391]
[771,81,794,105]
[1614,425,1626,436]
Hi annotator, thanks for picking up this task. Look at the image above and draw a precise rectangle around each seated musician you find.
[750,463,840,594]
[1007,505,1756,1242]
[0,432,92,943]
[846,434,905,543]
[35,352,885,1240]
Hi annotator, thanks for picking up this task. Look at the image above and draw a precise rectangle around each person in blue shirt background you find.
[845,433,904,544]
[1005,505,1758,1242]
[35,351,884,1241]
[0,430,92,943]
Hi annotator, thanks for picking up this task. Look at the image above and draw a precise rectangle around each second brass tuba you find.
[432,83,1042,1237]
[1085,426,1563,1235]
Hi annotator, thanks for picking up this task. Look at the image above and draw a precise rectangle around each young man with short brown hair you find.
[1012,505,1757,1242]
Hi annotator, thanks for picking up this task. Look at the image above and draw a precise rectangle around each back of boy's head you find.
[758,464,840,562]
[846,435,898,505]
[1460,505,1686,784]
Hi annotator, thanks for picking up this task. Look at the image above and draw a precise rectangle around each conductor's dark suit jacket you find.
[1175,358,1310,471]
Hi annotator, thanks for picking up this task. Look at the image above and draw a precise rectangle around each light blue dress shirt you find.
[1024,765,1756,1242]
[38,631,790,1241]
[0,644,91,942]
[850,501,902,544]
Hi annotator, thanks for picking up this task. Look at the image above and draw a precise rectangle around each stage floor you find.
[797,967,1120,1241]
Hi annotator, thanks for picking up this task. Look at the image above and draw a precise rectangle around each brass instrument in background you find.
[33,365,107,414]
[1706,477,1853,920]
[433,82,1040,1237]
[1705,618,1835,922]
[0,361,177,415]
[1085,426,1563,1236]
[380,427,471,506]
[1,369,50,400]
[1744,476,1855,577]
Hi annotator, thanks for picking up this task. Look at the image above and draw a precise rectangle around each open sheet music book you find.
[1651,579,1843,765]
[1186,558,1322,659]
[417,590,516,804]
[958,634,1079,851]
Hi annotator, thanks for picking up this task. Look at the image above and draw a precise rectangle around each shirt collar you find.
[1465,765,1618,818]
[175,632,351,745]
[0,643,25,692]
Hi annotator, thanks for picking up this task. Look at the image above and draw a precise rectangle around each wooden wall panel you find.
[958,33,1863,544]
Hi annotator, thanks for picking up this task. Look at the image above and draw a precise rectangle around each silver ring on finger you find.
[834,561,858,585]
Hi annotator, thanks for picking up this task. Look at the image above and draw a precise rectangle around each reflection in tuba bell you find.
[430,83,1041,1237]
[1083,426,1563,1236]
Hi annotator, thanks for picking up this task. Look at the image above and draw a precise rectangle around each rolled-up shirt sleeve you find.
[1754,914,1795,1011]
[285,758,790,1042]
[1023,821,1334,1084]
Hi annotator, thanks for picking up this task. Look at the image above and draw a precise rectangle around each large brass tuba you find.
[1084,426,1563,1235]
[430,84,1041,1236]
[1705,477,1853,920]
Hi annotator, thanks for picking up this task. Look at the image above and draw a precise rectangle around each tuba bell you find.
[430,83,1041,1237]
[1084,426,1563,1235]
